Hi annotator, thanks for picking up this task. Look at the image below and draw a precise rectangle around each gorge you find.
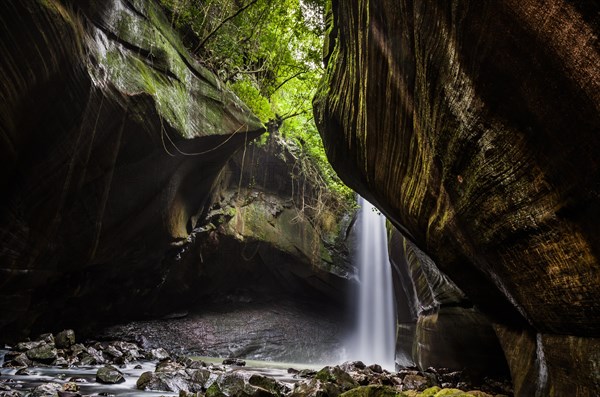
[1,0,599,397]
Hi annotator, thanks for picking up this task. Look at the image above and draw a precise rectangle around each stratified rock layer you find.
[388,228,508,378]
[315,1,599,395]
[0,0,263,339]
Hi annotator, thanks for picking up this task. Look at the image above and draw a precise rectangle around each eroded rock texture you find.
[315,0,599,395]
[99,136,355,363]
[0,0,263,339]
[388,228,508,378]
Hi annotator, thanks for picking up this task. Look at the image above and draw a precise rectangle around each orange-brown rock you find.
[315,1,600,395]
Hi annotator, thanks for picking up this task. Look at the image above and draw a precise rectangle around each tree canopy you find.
[159,0,354,205]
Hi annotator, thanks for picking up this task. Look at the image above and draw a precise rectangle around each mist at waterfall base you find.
[344,196,396,371]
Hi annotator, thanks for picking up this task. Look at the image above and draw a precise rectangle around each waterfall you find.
[348,196,396,370]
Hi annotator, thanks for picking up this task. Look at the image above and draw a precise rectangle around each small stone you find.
[54,357,69,367]
[96,365,125,384]
[15,369,29,376]
[297,369,317,378]
[54,331,76,349]
[62,382,79,392]
[38,334,54,344]
[222,358,246,366]
[134,364,143,370]
[367,364,383,374]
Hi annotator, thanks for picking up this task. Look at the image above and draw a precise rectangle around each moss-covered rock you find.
[338,385,401,397]
[0,0,264,339]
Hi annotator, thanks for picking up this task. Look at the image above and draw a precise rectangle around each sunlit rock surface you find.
[315,0,600,395]
[0,0,263,339]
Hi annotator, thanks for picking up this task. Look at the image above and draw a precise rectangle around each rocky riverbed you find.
[0,331,512,397]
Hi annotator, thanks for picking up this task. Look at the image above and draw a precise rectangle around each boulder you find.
[150,348,170,361]
[222,358,246,367]
[338,385,399,397]
[96,365,125,384]
[26,344,57,363]
[136,371,198,393]
[31,383,62,397]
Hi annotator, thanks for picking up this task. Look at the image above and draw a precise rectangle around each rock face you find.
[99,136,355,364]
[0,0,263,340]
[388,228,509,379]
[314,0,600,395]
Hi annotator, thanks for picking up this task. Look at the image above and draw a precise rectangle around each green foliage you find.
[229,79,275,121]
[158,0,354,206]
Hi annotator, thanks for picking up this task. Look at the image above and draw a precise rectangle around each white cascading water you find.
[348,196,396,370]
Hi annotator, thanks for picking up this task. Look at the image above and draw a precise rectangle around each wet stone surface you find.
[0,332,513,397]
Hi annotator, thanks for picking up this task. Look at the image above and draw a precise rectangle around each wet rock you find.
[38,334,55,345]
[315,366,359,392]
[8,353,32,368]
[26,344,57,363]
[104,346,122,359]
[69,344,85,356]
[57,388,81,397]
[401,374,429,391]
[207,372,247,397]
[54,331,76,350]
[15,341,44,352]
[136,371,198,393]
[339,362,366,372]
[0,391,23,397]
[222,358,246,367]
[62,383,78,393]
[177,357,207,369]
[338,385,398,397]
[290,379,340,397]
[14,369,29,376]
[189,368,211,388]
[54,357,68,367]
[96,365,125,384]
[366,365,382,374]
[85,347,104,365]
[296,369,317,378]
[156,360,185,373]
[57,392,80,397]
[248,374,289,396]
[31,383,62,397]
[150,348,170,361]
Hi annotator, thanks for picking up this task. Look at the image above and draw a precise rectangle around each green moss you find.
[339,385,408,397]
[419,387,441,397]
[431,389,471,397]
[205,382,225,397]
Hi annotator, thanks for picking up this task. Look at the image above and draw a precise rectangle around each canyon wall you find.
[314,1,600,395]
[0,0,265,338]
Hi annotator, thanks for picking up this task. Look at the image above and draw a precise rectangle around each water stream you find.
[347,196,396,370]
